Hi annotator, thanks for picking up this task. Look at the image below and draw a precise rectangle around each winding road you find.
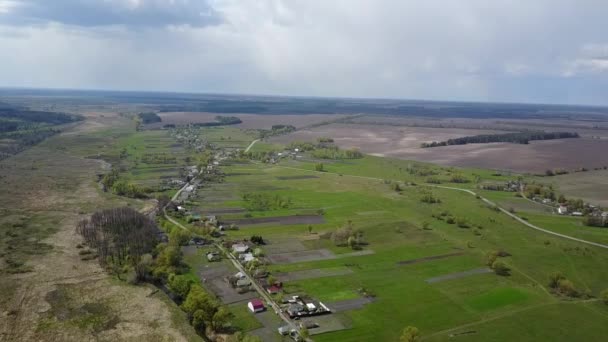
[273,165,608,250]
[244,139,260,153]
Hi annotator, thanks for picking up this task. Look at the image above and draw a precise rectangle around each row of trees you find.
[421,131,579,148]
[311,147,363,159]
[101,168,149,198]
[331,221,365,249]
[137,112,162,124]
[259,124,296,138]
[242,192,293,211]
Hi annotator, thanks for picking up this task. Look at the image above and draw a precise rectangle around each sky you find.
[0,0,607,106]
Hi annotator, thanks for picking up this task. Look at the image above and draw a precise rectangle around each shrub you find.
[557,279,578,297]
[600,289,608,305]
[492,261,510,276]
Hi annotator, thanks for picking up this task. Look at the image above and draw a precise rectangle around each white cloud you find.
[0,0,608,105]
[0,0,19,14]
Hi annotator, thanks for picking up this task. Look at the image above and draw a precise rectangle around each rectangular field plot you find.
[275,267,354,282]
[224,214,325,227]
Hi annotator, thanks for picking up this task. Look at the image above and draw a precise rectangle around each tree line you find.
[421,131,579,148]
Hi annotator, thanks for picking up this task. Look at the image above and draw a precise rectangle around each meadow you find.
[179,130,608,341]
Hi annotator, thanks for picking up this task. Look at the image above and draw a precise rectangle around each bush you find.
[492,261,510,276]
[456,217,470,228]
[600,289,608,305]
[557,279,578,297]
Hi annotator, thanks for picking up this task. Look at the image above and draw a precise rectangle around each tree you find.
[157,245,182,268]
[267,275,277,286]
[167,273,194,300]
[182,285,221,326]
[192,309,206,334]
[300,327,310,340]
[400,326,420,342]
[347,236,357,250]
[600,289,608,305]
[315,163,324,172]
[548,272,566,289]
[211,306,234,331]
[557,279,578,297]
[169,228,191,246]
[492,261,510,276]
[134,253,153,281]
[308,225,313,234]
[486,251,499,267]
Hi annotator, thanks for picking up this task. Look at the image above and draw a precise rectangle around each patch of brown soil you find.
[150,112,348,129]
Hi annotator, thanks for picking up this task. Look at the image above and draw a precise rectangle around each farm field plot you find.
[206,147,608,342]
[537,169,608,207]
[152,112,348,129]
[270,122,608,173]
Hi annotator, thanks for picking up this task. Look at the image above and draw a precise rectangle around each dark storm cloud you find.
[0,0,221,28]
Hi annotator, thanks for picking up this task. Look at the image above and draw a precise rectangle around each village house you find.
[236,278,252,288]
[239,252,255,263]
[206,215,217,225]
[232,243,250,254]
[558,205,568,215]
[266,284,282,295]
[247,299,265,313]
[206,252,221,262]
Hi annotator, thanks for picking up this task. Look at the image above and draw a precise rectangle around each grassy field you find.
[9,116,606,342]
[0,111,202,341]
[169,132,608,341]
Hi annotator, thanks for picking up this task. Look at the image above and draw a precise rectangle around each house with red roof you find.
[247,299,265,313]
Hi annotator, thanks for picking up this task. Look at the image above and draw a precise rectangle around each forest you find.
[0,105,83,160]
[76,207,159,267]
[191,115,242,127]
[137,112,162,124]
[420,131,580,148]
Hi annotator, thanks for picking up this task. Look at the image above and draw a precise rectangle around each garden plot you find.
[425,268,493,284]
[264,239,309,255]
[268,249,336,264]
[268,249,373,264]
[276,175,319,180]
[202,207,246,215]
[249,310,285,342]
[196,263,256,304]
[223,215,325,227]
[275,267,354,282]
[397,251,465,265]
[325,297,375,313]
[301,315,351,336]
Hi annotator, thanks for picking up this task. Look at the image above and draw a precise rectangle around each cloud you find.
[0,0,607,105]
[0,0,221,28]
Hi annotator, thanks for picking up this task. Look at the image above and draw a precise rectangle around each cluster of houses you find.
[282,295,331,319]
[555,202,606,218]
[480,180,522,192]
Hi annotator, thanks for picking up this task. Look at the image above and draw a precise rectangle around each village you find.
[160,148,345,341]
[482,180,608,225]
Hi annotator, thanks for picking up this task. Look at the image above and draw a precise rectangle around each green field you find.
[146,127,608,341]
[59,123,608,342]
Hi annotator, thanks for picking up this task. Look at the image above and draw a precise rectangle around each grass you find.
[182,132,608,341]
[46,123,607,342]
[227,303,264,332]
[466,287,532,312]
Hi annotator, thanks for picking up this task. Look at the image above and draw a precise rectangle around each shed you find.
[236,278,251,288]
[248,299,265,313]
